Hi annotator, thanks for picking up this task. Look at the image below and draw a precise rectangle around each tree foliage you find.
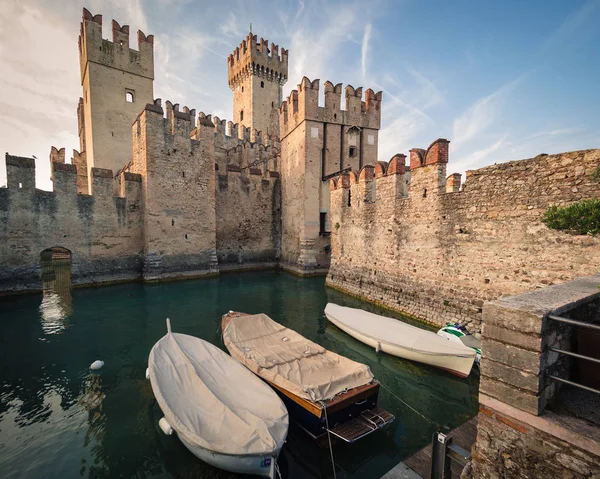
[542,199,600,235]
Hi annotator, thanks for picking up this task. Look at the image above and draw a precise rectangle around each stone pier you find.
[472,274,600,478]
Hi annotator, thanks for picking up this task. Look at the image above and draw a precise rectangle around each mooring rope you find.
[379,381,446,430]
[320,401,337,479]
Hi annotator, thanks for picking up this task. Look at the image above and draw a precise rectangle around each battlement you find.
[79,8,154,82]
[197,112,280,149]
[224,141,280,176]
[49,146,89,194]
[4,153,140,200]
[330,153,407,190]
[409,138,449,169]
[227,33,288,90]
[136,99,198,139]
[279,77,382,138]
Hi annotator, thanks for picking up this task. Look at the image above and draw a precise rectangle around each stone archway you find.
[40,247,72,292]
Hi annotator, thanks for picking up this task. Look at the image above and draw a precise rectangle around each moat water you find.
[0,271,479,479]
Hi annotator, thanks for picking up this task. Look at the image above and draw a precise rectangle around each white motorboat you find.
[324,303,476,377]
[437,323,482,365]
[147,319,288,478]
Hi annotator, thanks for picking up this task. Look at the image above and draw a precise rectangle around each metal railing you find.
[546,314,600,396]
[430,431,471,479]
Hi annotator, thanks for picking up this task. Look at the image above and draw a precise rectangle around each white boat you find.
[324,303,476,377]
[437,323,482,365]
[147,319,288,478]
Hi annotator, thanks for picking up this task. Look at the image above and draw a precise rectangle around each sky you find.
[0,0,599,190]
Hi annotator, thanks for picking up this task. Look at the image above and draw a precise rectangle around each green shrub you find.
[542,199,600,235]
[592,166,600,182]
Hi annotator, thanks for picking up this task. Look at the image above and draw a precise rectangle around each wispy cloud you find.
[361,23,372,80]
[452,73,529,151]
[454,136,509,173]
[219,12,244,38]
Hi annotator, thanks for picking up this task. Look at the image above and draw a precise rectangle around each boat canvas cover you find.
[325,303,476,358]
[148,332,288,456]
[223,313,374,402]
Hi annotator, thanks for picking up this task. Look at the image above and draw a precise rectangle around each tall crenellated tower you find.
[78,8,154,184]
[279,77,382,274]
[228,34,288,137]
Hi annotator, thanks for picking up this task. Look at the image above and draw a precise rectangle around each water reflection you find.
[40,291,73,334]
[0,272,479,479]
[40,247,73,334]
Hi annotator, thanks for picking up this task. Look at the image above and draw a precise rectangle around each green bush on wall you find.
[542,199,600,236]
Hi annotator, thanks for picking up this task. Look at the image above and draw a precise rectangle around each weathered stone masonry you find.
[327,142,600,332]
[279,77,382,275]
[0,154,143,291]
[0,100,282,292]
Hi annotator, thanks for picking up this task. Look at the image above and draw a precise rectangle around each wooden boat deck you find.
[328,407,395,443]
[403,416,478,479]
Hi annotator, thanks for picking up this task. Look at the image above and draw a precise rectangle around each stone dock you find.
[383,417,478,479]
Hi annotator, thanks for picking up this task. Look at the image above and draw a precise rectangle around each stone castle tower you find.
[227,34,288,136]
[78,8,154,183]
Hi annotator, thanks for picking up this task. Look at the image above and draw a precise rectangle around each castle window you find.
[261,81,264,88]
[240,110,244,121]
[242,86,244,92]
[125,91,135,103]
[171,219,175,226]
[349,146,357,157]
[347,190,352,207]
[272,101,274,108]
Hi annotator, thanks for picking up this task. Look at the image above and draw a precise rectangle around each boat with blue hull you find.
[222,311,395,443]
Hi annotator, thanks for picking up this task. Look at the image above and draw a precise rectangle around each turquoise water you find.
[0,271,478,478]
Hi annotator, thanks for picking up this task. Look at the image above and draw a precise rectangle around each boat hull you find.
[272,381,380,439]
[177,429,278,478]
[326,312,474,378]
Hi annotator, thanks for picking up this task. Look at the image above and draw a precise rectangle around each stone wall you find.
[131,100,218,281]
[472,275,600,478]
[215,159,281,269]
[327,144,600,331]
[0,155,143,292]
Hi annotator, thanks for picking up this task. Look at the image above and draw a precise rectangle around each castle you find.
[0,8,382,290]
[1,9,599,335]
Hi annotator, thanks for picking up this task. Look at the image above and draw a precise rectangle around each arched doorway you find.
[40,247,72,292]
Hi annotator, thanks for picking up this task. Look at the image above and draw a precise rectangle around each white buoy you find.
[90,360,104,370]
[159,417,173,435]
[145,368,150,379]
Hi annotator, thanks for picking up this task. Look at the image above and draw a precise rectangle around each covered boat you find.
[437,323,482,365]
[148,319,288,478]
[324,303,476,378]
[222,312,394,443]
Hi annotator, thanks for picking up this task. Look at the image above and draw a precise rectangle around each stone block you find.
[479,376,541,415]
[483,301,544,335]
[482,338,542,374]
[482,323,542,352]
[480,358,542,393]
